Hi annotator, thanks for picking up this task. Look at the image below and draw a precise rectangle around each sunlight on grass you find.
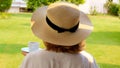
[0,54,23,68]
[88,15,120,32]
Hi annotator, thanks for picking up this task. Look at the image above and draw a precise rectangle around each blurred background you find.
[0,0,120,68]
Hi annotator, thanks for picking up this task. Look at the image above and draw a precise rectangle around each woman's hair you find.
[44,40,86,54]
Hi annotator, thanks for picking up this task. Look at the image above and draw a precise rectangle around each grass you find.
[0,13,44,68]
[0,13,120,68]
[87,15,120,68]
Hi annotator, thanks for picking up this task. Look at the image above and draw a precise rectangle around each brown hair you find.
[44,40,86,54]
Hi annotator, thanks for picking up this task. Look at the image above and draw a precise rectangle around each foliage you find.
[0,0,12,12]
[25,0,85,11]
[118,5,120,18]
[108,3,119,16]
[90,6,98,15]
[104,0,120,16]
[65,0,85,5]
[104,0,113,10]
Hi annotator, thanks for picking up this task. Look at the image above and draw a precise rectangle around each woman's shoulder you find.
[80,51,93,56]
[79,51,95,62]
[79,51,99,68]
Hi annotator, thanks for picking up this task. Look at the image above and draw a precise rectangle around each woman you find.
[20,2,98,68]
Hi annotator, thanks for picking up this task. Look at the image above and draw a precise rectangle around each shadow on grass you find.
[87,32,120,46]
[0,44,26,54]
[99,63,120,68]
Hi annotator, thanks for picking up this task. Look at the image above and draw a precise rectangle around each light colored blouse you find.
[20,50,98,68]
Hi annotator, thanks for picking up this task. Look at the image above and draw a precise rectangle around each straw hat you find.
[31,2,93,46]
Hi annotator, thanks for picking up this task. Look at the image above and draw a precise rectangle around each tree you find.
[25,0,85,11]
[0,0,12,12]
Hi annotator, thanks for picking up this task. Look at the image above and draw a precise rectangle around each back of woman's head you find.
[44,40,86,54]
[31,2,93,46]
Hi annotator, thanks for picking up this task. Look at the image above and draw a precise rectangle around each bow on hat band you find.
[46,16,79,33]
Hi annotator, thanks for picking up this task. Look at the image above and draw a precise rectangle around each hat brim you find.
[31,6,93,46]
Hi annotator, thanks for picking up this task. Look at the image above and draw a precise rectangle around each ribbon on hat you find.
[46,16,79,33]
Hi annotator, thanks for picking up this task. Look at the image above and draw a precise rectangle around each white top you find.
[20,50,98,68]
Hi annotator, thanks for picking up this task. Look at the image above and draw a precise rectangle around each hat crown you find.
[47,2,80,29]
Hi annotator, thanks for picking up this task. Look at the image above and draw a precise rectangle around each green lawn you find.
[0,13,120,68]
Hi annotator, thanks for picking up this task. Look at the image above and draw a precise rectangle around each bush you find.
[118,5,120,18]
[104,0,120,16]
[90,6,98,15]
[108,3,119,16]
[0,0,12,12]
[104,0,113,10]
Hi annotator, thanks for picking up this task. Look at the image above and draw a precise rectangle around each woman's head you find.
[44,40,86,54]
[31,2,93,46]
